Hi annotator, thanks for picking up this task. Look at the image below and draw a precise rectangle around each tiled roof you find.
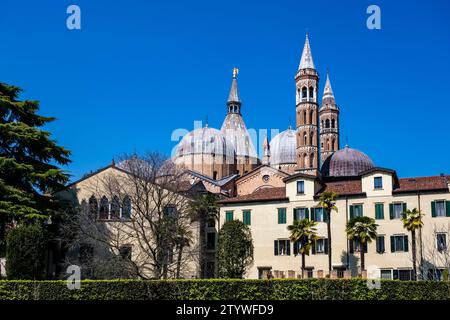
[394,175,450,193]
[319,180,363,196]
[218,187,287,204]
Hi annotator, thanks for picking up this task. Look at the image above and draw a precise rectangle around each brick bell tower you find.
[295,34,319,175]
[320,71,340,166]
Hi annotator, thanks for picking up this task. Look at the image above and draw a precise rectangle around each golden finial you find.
[232,67,239,79]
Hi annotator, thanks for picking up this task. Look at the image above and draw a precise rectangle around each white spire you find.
[323,72,334,99]
[298,33,315,70]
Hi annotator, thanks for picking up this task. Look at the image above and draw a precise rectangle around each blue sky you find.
[1,0,450,181]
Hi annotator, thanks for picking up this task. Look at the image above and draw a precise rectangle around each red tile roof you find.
[395,175,450,193]
[218,187,288,204]
[320,180,363,196]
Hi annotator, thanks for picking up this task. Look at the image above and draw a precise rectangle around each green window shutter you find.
[360,205,364,217]
[324,239,329,254]
[446,201,450,217]
[243,211,251,225]
[431,201,436,217]
[389,203,394,219]
[311,240,316,255]
[274,240,278,256]
[349,240,354,254]
[293,208,297,221]
[390,236,395,252]
[310,208,315,221]
[403,235,409,252]
[278,208,286,224]
[324,210,329,223]
[375,203,384,219]
[286,241,291,256]
[349,205,354,219]
[402,203,407,213]
[305,208,309,220]
[226,211,233,222]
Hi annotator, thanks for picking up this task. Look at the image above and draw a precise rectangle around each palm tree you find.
[346,216,378,273]
[318,192,338,273]
[401,208,424,281]
[287,219,318,277]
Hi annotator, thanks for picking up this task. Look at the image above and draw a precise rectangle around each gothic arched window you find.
[99,196,109,220]
[303,110,307,123]
[310,131,314,145]
[310,153,314,168]
[122,196,131,219]
[303,153,308,168]
[332,139,336,151]
[309,110,314,124]
[110,196,120,219]
[325,119,330,128]
[309,87,314,100]
[331,119,335,128]
[302,87,307,99]
[88,196,97,220]
[304,132,308,145]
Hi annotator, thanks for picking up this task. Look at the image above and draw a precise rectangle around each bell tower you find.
[295,34,319,175]
[320,72,340,165]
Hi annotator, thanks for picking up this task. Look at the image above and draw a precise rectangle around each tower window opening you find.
[325,119,330,128]
[304,132,308,145]
[310,153,314,168]
[309,87,314,101]
[310,132,314,145]
[309,110,314,124]
[331,119,335,128]
[302,87,307,100]
[213,171,218,180]
[303,153,308,168]
[303,110,307,123]
[332,139,335,151]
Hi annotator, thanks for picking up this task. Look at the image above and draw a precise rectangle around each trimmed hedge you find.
[0,279,449,300]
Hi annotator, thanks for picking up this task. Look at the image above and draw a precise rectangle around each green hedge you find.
[0,279,449,300]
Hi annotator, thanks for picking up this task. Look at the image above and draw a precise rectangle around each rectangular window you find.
[297,181,305,194]
[277,208,287,224]
[390,203,406,219]
[316,239,325,253]
[163,206,177,218]
[437,233,447,252]
[374,176,383,189]
[380,269,392,279]
[206,232,216,250]
[376,235,385,253]
[243,210,251,225]
[119,245,132,260]
[427,268,444,281]
[398,269,412,281]
[350,204,363,219]
[274,239,291,256]
[314,207,324,222]
[225,211,234,222]
[294,208,308,221]
[435,201,446,217]
[375,203,384,219]
[350,239,367,253]
[391,235,408,252]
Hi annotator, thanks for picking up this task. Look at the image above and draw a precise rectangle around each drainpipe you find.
[417,191,424,280]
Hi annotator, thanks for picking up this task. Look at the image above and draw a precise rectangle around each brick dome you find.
[321,145,374,177]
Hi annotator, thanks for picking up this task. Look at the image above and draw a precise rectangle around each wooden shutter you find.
[402,203,407,213]
[361,205,364,217]
[305,208,309,220]
[312,240,316,255]
[389,203,394,219]
[431,201,436,217]
[390,236,395,252]
[293,208,297,221]
[286,241,291,256]
[310,208,315,221]
[403,236,409,252]
[349,205,354,219]
[349,239,354,254]
[324,239,329,254]
[446,201,450,217]
[274,240,278,256]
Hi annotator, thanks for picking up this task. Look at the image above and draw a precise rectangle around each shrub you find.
[0,279,449,300]
[5,224,47,280]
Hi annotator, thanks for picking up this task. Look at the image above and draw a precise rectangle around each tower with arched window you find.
[295,34,319,175]
[319,72,340,166]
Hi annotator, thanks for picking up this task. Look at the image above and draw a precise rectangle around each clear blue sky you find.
[2,0,450,181]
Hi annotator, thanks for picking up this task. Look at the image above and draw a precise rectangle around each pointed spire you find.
[227,67,240,103]
[298,33,315,70]
[262,135,270,165]
[322,71,334,100]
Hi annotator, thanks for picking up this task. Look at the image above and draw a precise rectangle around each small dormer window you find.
[374,176,383,189]
[297,181,305,194]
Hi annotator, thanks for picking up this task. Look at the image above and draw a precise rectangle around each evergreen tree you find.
[0,82,71,245]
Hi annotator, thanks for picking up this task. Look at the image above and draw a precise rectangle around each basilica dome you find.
[175,126,235,159]
[321,145,374,177]
[269,128,297,166]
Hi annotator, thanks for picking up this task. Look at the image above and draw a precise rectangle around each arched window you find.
[309,86,314,100]
[303,153,308,168]
[310,153,314,168]
[122,196,131,219]
[302,87,307,99]
[304,132,308,145]
[325,119,330,128]
[99,196,109,220]
[309,110,314,124]
[110,196,120,220]
[331,119,335,128]
[88,195,98,220]
[213,171,218,180]
[332,139,335,151]
[303,110,307,123]
[327,139,331,151]
[310,131,314,145]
